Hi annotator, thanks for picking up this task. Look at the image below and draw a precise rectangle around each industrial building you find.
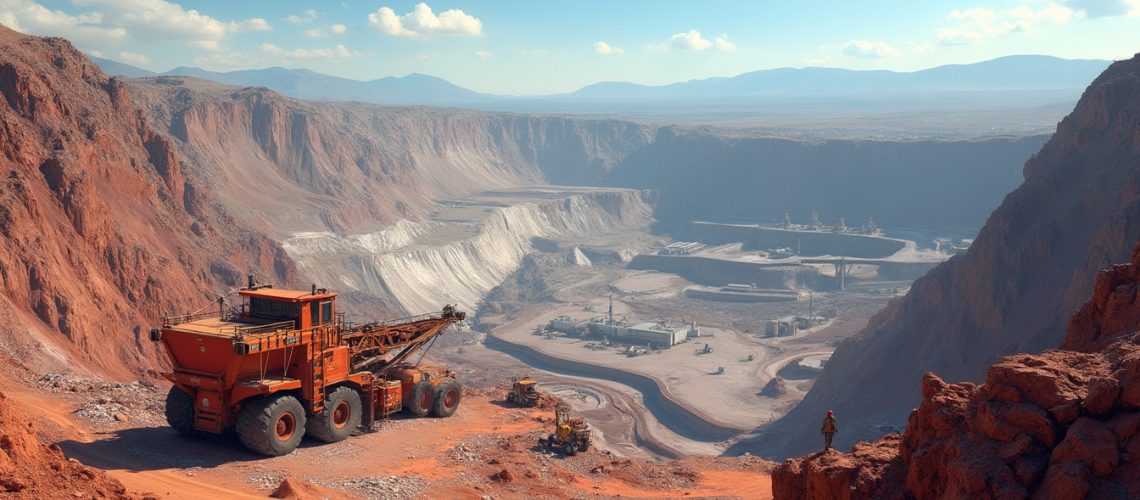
[546,316,694,348]
[658,241,705,255]
[765,316,822,337]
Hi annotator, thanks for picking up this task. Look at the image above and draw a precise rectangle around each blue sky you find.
[1,0,1138,94]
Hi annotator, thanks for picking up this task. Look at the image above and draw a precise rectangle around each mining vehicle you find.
[505,376,540,406]
[538,404,591,456]
[150,277,465,456]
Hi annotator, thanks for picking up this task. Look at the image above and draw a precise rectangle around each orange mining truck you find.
[150,278,466,456]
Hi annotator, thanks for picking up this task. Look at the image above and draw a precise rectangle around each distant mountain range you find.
[90,54,1111,129]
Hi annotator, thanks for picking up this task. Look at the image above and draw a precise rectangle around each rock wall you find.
[748,52,1140,459]
[773,243,1140,498]
[606,129,1047,232]
[283,189,653,314]
[127,79,655,235]
[0,26,294,377]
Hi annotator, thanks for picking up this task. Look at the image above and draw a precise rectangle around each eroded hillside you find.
[0,26,294,377]
[125,77,654,235]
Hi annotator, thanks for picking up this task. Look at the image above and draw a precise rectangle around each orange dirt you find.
[0,390,131,498]
[22,382,774,499]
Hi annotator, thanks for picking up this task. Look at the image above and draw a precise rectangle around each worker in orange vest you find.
[821,410,838,451]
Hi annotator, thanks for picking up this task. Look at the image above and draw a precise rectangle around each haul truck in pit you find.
[151,278,465,456]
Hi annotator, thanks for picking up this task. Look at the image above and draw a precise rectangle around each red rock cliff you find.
[774,242,1140,498]
[0,25,295,378]
[749,52,1140,459]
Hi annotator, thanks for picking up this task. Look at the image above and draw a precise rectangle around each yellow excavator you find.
[538,404,590,456]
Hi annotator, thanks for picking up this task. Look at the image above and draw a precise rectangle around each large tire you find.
[406,381,434,417]
[579,439,590,452]
[164,386,198,436]
[564,442,578,456]
[236,394,306,456]
[306,386,361,443]
[432,380,461,418]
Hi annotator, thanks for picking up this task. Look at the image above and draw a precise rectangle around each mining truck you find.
[505,376,540,406]
[538,403,590,456]
[150,278,465,456]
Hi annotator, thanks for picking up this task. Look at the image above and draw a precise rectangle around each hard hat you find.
[827,410,833,416]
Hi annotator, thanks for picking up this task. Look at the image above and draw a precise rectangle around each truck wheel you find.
[432,380,462,418]
[580,440,590,452]
[164,386,199,436]
[407,381,434,417]
[306,387,361,443]
[564,442,578,456]
[237,394,307,456]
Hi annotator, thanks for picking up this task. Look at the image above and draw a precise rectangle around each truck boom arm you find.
[342,304,465,373]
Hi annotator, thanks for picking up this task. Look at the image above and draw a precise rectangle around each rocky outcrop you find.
[751,52,1140,459]
[773,243,1140,498]
[772,437,903,500]
[0,25,295,377]
[0,391,132,497]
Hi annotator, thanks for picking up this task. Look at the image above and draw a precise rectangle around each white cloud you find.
[291,44,359,59]
[71,0,230,50]
[286,9,318,24]
[117,50,148,65]
[231,17,271,32]
[4,0,288,54]
[367,2,482,39]
[593,41,623,55]
[475,50,491,58]
[937,3,1080,45]
[803,56,834,66]
[714,35,736,51]
[305,23,347,38]
[842,40,901,59]
[259,42,359,60]
[664,30,735,51]
[0,0,127,47]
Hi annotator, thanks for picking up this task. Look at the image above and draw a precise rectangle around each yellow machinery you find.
[506,376,540,406]
[538,404,590,456]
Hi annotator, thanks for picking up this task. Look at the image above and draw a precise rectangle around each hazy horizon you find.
[1,0,1138,95]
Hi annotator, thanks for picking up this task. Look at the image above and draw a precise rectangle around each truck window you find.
[321,301,333,324]
[250,298,299,320]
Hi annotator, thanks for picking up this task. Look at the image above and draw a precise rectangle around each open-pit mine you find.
[5,18,1133,499]
[278,182,960,460]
